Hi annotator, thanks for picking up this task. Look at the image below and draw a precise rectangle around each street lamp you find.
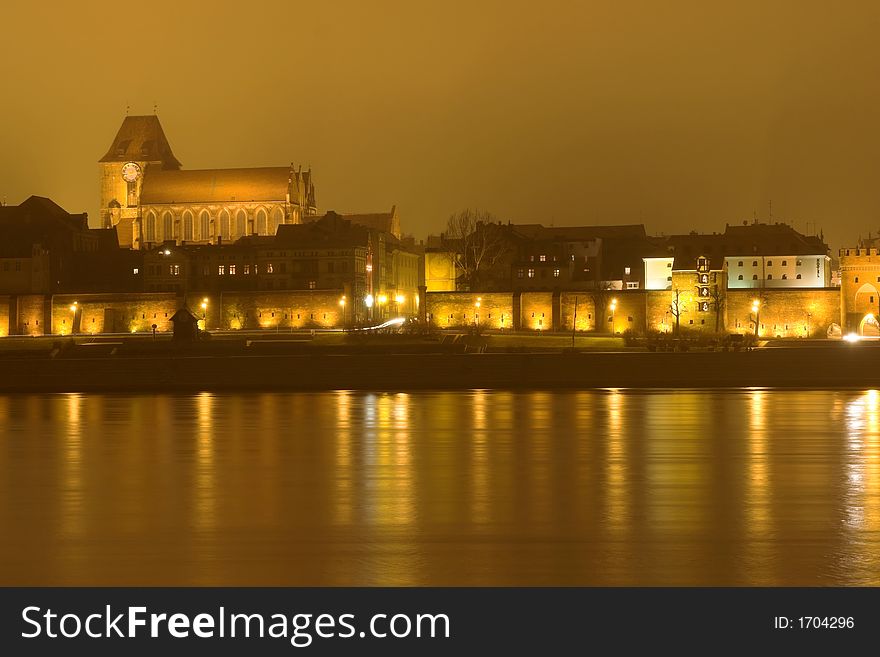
[395,294,405,316]
[200,297,208,331]
[609,298,618,335]
[751,299,760,337]
[474,296,482,326]
[339,295,346,329]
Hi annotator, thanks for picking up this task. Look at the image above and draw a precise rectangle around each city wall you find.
[0,287,846,337]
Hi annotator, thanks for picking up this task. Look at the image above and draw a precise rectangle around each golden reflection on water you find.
[744,389,774,584]
[2,389,880,586]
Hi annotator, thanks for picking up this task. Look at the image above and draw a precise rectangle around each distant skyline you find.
[2,0,879,248]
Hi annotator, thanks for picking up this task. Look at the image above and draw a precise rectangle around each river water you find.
[1,389,878,586]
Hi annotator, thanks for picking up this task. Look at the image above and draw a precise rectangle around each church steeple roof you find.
[99,115,181,169]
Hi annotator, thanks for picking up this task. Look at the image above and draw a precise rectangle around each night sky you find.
[2,0,879,248]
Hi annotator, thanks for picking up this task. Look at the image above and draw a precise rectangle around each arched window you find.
[271,207,284,235]
[144,212,156,242]
[162,211,173,241]
[767,274,773,280]
[738,274,743,280]
[183,211,194,241]
[796,273,802,280]
[235,209,247,237]
[781,274,787,280]
[199,211,210,240]
[752,274,758,280]
[256,209,268,235]
[219,210,230,238]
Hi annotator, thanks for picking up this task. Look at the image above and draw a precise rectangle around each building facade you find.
[99,115,317,249]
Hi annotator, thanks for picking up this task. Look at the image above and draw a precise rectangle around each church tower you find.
[99,115,181,248]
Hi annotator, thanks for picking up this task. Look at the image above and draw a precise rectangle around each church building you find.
[99,115,317,249]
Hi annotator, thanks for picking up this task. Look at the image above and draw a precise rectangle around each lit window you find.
[229,264,236,275]
[309,280,316,289]
[626,281,639,289]
[267,263,274,273]
[624,266,631,275]
[133,268,139,275]
[517,268,524,278]
[244,264,250,275]
[527,268,535,278]
[218,265,225,275]
[169,264,179,276]
[539,255,546,262]
[553,269,560,277]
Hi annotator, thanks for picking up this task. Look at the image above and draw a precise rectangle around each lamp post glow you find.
[474,297,482,326]
[609,298,618,335]
[200,298,208,331]
[339,296,346,329]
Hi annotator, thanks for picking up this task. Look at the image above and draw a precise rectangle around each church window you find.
[219,211,230,237]
[256,209,268,235]
[162,212,173,241]
[183,211,194,241]
[199,211,210,240]
[235,209,247,236]
[145,212,157,242]
[271,208,284,234]
[126,181,137,208]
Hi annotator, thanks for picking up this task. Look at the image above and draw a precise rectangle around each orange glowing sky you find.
[1,0,879,248]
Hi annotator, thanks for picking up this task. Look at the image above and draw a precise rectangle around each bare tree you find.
[669,288,686,335]
[591,282,617,333]
[442,210,508,290]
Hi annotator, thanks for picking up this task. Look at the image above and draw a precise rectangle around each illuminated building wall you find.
[559,292,597,331]
[426,293,514,329]
[839,247,880,335]
[215,291,343,330]
[14,295,48,336]
[520,292,553,331]
[726,289,840,338]
[51,293,179,335]
[424,252,457,292]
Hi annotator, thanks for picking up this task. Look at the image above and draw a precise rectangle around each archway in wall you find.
[859,314,880,337]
